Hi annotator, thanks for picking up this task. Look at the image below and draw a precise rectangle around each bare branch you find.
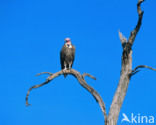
[82,73,96,80]
[26,69,107,124]
[137,0,144,15]
[26,70,63,106]
[130,69,141,76]
[107,1,145,125]
[118,30,127,48]
[26,79,50,106]
[131,65,156,76]
[36,72,53,76]
[128,0,144,45]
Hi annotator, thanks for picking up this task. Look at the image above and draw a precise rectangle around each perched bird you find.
[60,38,75,77]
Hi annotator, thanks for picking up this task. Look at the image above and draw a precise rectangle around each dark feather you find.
[60,44,75,77]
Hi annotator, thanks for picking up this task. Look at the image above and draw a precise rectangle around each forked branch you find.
[131,65,156,76]
[118,30,127,48]
[25,69,107,124]
[128,0,144,45]
[107,1,145,125]
[82,73,96,80]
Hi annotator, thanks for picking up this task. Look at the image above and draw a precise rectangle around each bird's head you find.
[64,38,72,48]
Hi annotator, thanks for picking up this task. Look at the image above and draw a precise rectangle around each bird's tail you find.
[63,73,68,78]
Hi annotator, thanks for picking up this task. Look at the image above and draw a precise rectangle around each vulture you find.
[60,38,75,77]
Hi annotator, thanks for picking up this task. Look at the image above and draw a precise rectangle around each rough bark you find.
[107,0,144,124]
[25,69,107,124]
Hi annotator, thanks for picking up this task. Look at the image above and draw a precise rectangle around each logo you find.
[121,113,155,124]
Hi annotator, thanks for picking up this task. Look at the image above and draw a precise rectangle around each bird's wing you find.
[60,45,66,69]
[71,45,75,60]
[71,45,75,67]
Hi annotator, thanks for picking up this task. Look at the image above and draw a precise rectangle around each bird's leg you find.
[63,62,67,73]
[69,62,72,70]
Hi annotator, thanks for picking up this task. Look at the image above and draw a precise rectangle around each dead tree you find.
[25,0,156,125]
[25,69,107,123]
[107,0,156,125]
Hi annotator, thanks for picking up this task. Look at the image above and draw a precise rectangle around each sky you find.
[0,0,156,125]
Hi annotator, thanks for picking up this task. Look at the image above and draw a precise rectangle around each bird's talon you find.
[62,69,67,73]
